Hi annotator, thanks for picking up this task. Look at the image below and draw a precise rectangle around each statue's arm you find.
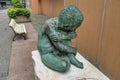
[49,31,77,42]
[46,27,76,55]
[38,24,47,39]
[38,24,48,50]
[60,32,77,40]
[53,42,77,55]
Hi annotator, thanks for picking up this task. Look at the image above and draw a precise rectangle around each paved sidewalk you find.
[31,14,49,32]
[7,13,49,80]
[0,9,14,80]
[0,9,47,80]
[8,23,38,80]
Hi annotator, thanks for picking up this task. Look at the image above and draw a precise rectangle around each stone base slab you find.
[15,16,31,23]
[32,50,110,80]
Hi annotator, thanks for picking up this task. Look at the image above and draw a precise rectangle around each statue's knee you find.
[59,60,70,72]
[60,61,68,70]
[61,61,67,68]
[41,54,70,72]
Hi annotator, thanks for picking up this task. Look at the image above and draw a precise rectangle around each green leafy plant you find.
[22,8,31,18]
[11,0,23,8]
[7,8,16,18]
[7,0,31,18]
[7,8,31,18]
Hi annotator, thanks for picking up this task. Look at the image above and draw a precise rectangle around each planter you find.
[15,15,31,23]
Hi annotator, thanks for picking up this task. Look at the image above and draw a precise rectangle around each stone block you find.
[32,50,110,80]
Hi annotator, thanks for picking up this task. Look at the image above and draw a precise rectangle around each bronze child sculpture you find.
[38,6,84,72]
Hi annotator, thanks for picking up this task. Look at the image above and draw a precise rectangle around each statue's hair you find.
[59,6,84,29]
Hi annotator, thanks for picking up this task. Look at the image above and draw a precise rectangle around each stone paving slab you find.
[0,9,14,80]
[8,23,38,80]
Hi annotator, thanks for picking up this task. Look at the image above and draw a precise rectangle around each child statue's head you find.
[58,6,84,31]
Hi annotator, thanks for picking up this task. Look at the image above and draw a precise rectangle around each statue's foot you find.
[68,54,83,69]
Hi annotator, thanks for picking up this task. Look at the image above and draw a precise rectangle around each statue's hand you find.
[50,32,61,42]
[69,47,77,55]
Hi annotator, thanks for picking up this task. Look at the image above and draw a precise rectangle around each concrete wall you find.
[76,0,120,79]
[31,0,64,17]
[76,0,104,62]
[31,0,42,14]
[99,0,120,80]
[64,0,76,6]
[30,0,120,79]
[41,0,64,17]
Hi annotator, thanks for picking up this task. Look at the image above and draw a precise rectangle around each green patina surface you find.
[38,6,84,72]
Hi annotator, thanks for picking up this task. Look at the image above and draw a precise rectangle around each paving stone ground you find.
[31,14,49,32]
[8,23,38,80]
[0,9,14,80]
[0,8,48,80]
[7,14,48,80]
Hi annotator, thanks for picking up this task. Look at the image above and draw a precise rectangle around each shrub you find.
[7,0,30,18]
[22,8,31,18]
[7,8,31,18]
[11,0,23,8]
[7,8,16,18]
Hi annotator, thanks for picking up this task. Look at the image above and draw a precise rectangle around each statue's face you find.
[58,6,84,31]
[58,23,76,31]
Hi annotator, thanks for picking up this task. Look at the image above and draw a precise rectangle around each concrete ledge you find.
[32,50,110,80]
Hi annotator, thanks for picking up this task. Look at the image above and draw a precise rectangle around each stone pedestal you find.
[15,16,31,23]
[32,50,110,80]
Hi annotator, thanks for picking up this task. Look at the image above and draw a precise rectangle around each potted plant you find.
[7,0,31,22]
